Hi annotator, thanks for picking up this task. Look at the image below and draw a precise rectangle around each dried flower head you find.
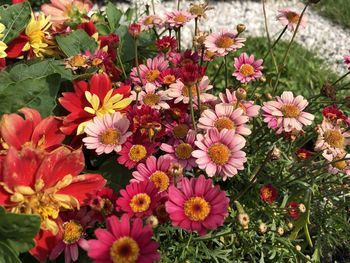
[189,2,213,19]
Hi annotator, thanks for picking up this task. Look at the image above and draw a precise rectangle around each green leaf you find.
[106,2,122,33]
[116,25,135,62]
[0,2,31,43]
[56,29,98,57]
[0,59,69,116]
[95,23,111,36]
[0,206,40,260]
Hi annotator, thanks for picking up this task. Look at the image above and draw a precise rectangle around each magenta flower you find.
[86,214,160,263]
[232,53,263,83]
[192,128,247,180]
[262,91,314,134]
[198,104,251,136]
[204,29,245,56]
[165,175,229,235]
[82,112,132,155]
[277,8,307,32]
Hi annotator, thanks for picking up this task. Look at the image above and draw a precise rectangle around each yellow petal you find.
[84,107,96,115]
[77,121,89,135]
[113,98,133,110]
[14,185,35,195]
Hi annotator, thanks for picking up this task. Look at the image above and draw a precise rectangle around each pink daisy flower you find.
[165,10,194,28]
[277,8,307,32]
[139,14,163,30]
[161,130,197,170]
[49,207,96,263]
[167,76,216,104]
[131,83,170,110]
[262,91,314,134]
[192,128,247,180]
[117,141,157,169]
[233,53,263,83]
[324,150,350,176]
[130,56,169,87]
[204,29,245,56]
[116,180,160,218]
[218,89,261,118]
[131,155,173,193]
[165,175,229,235]
[83,112,132,155]
[198,104,251,136]
[86,214,160,263]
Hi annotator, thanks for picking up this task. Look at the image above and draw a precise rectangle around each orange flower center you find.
[163,74,176,85]
[143,93,160,106]
[92,58,103,66]
[128,145,147,162]
[205,50,216,59]
[174,14,187,23]
[261,188,272,199]
[281,104,300,118]
[215,36,234,48]
[100,128,121,145]
[286,11,300,24]
[110,236,140,263]
[184,197,211,221]
[62,220,83,244]
[214,117,235,131]
[69,55,87,67]
[175,143,193,159]
[239,64,255,77]
[208,143,230,165]
[144,16,155,25]
[173,124,189,139]
[334,159,347,170]
[130,193,151,213]
[182,85,198,97]
[297,152,307,160]
[145,69,160,82]
[150,171,170,192]
[324,129,344,148]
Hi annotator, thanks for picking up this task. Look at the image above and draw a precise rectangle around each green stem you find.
[196,81,201,116]
[188,84,197,131]
[151,0,156,14]
[263,26,288,61]
[195,229,232,241]
[177,28,181,52]
[224,55,228,89]
[134,39,143,86]
[332,71,350,86]
[177,0,180,10]
[117,48,127,80]
[212,60,224,85]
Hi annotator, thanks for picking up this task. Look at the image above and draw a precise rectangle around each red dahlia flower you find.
[59,73,132,135]
[259,184,278,204]
[156,36,177,54]
[287,201,301,219]
[0,108,65,155]
[296,148,312,160]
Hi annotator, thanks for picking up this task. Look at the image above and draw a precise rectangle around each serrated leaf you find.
[95,23,111,36]
[0,241,21,263]
[116,25,135,62]
[56,29,98,57]
[0,2,31,43]
[106,2,122,32]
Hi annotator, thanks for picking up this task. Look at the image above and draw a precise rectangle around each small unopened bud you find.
[277,226,284,236]
[213,64,220,70]
[259,223,267,234]
[128,23,141,38]
[321,82,336,101]
[168,163,184,177]
[146,215,159,228]
[288,222,293,229]
[271,147,281,160]
[260,76,266,82]
[298,203,306,213]
[295,245,302,251]
[236,23,246,34]
[264,93,273,100]
[236,87,247,100]
[134,86,142,93]
[237,213,250,229]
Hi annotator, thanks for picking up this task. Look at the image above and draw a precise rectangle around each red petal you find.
[5,34,29,58]
[90,73,112,101]
[77,21,97,36]
[30,229,62,262]
[31,117,65,149]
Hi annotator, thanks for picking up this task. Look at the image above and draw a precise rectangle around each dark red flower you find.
[179,63,206,85]
[5,34,29,58]
[322,104,347,122]
[77,21,97,36]
[287,201,301,219]
[156,36,177,53]
[128,23,141,38]
[260,184,278,204]
[296,148,312,160]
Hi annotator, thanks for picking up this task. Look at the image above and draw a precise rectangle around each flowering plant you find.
[0,0,349,262]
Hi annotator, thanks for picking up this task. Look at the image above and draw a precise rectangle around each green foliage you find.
[0,206,40,263]
[0,1,31,43]
[56,29,98,57]
[0,59,73,116]
[106,2,123,33]
[312,0,350,29]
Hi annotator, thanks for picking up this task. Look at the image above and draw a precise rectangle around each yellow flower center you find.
[1,176,79,235]
[184,197,211,221]
[175,143,193,159]
[145,69,160,82]
[261,188,272,199]
[173,124,189,139]
[333,159,347,170]
[102,198,114,216]
[182,85,198,97]
[215,36,234,49]
[150,171,170,192]
[144,16,155,25]
[324,130,344,148]
[128,145,147,162]
[286,11,300,24]
[208,143,230,165]
[163,75,176,85]
[143,94,161,106]
[189,4,205,17]
[214,117,235,131]
[62,220,83,244]
[239,64,255,77]
[174,14,187,23]
[100,128,120,145]
[92,58,103,66]
[130,193,151,213]
[281,104,301,118]
[69,55,87,67]
[110,237,140,263]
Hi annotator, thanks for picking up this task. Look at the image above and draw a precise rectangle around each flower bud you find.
[237,23,246,34]
[264,93,273,100]
[128,23,141,38]
[237,213,250,229]
[321,82,336,101]
[298,203,306,213]
[236,87,247,100]
[288,222,293,229]
[134,86,143,93]
[146,215,159,228]
[277,226,284,236]
[259,223,267,234]
[271,147,281,160]
[260,76,266,82]
[168,163,184,177]
[295,245,302,251]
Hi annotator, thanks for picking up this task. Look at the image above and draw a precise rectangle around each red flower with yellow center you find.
[259,184,278,204]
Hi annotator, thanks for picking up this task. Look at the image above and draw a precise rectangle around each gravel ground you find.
[112,0,350,75]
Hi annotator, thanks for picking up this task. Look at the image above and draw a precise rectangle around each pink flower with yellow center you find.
[165,175,229,235]
[233,53,263,83]
[131,155,173,193]
[198,104,251,136]
[262,91,314,134]
[324,150,350,176]
[130,56,169,87]
[161,130,197,170]
[131,83,171,110]
[117,141,156,169]
[139,14,163,30]
[277,8,307,32]
[167,76,216,104]
[82,112,132,155]
[192,128,247,180]
[86,214,160,263]
[165,10,194,28]
[116,180,160,218]
[218,89,260,118]
[204,29,245,56]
